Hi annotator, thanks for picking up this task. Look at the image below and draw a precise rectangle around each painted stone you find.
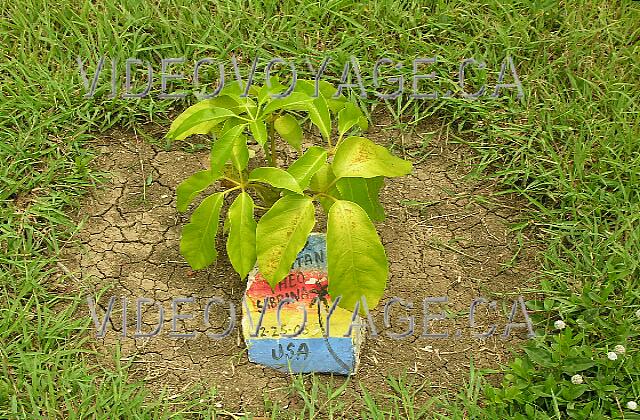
[241,233,364,375]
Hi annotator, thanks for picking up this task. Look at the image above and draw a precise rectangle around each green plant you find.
[6,0,637,416]
[168,79,412,311]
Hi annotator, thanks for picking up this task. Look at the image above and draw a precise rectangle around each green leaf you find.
[317,80,341,100]
[226,192,257,279]
[261,92,312,115]
[231,134,249,171]
[176,170,218,213]
[562,358,596,374]
[336,177,385,221]
[249,120,268,145]
[168,106,237,140]
[212,115,241,137]
[287,147,327,190]
[295,79,347,113]
[256,196,315,287]
[524,347,557,368]
[216,118,249,172]
[294,80,326,96]
[332,136,413,178]
[308,163,340,212]
[337,102,364,135]
[179,192,224,270]
[223,211,231,234]
[218,84,259,116]
[561,384,588,401]
[309,163,336,192]
[327,200,388,313]
[249,167,303,194]
[258,76,288,104]
[274,114,303,150]
[358,115,369,130]
[167,97,239,140]
[210,124,246,176]
[308,95,331,140]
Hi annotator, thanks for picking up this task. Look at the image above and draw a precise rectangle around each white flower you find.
[607,351,618,361]
[570,374,583,385]
[627,401,638,411]
[614,344,626,355]
[636,309,640,318]
[554,320,566,330]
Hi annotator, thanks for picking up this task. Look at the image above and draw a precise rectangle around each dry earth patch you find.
[61,120,539,414]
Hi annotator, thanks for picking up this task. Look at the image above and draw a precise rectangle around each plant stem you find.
[221,176,241,186]
[223,185,242,194]
[329,132,345,156]
[312,192,339,203]
[268,122,277,167]
[323,177,340,193]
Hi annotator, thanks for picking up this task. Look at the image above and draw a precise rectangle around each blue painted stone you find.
[244,337,356,375]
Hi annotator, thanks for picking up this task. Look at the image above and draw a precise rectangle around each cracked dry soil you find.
[61,122,539,414]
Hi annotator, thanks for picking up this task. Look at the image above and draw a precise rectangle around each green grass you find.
[1,0,639,418]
